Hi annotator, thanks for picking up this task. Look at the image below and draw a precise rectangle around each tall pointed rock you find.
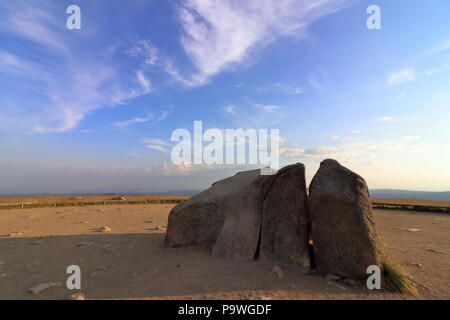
[260,164,310,269]
[309,159,381,277]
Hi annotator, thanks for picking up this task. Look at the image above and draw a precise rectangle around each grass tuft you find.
[381,259,413,294]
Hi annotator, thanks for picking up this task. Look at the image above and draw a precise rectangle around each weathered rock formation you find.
[165,159,382,278]
[165,168,268,260]
[309,159,381,277]
[260,164,309,269]
[165,163,309,266]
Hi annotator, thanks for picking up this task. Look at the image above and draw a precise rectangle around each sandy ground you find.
[0,204,448,300]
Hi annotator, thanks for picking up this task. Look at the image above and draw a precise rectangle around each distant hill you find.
[2,189,449,201]
[370,189,450,201]
[156,190,200,196]
[0,190,201,197]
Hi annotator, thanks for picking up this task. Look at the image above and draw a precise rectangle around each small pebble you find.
[399,228,421,232]
[343,279,356,286]
[77,242,94,248]
[29,282,62,295]
[326,274,340,281]
[8,232,23,238]
[327,280,347,290]
[29,240,45,245]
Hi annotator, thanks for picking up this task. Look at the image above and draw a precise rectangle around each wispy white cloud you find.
[306,68,331,94]
[174,0,351,87]
[223,102,286,127]
[126,39,159,65]
[424,64,449,77]
[155,109,171,122]
[373,116,398,123]
[0,1,68,53]
[423,37,450,58]
[280,136,422,163]
[115,108,172,128]
[388,68,416,85]
[0,50,36,75]
[225,105,238,115]
[253,103,283,112]
[115,117,153,128]
[142,138,169,153]
[257,82,303,95]
[145,145,168,153]
[141,138,168,146]
[0,2,157,133]
[136,70,152,93]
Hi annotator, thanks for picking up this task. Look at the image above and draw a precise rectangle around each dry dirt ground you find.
[0,204,448,300]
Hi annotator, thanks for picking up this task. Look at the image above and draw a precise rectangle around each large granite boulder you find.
[164,168,269,260]
[260,164,310,269]
[165,163,309,265]
[309,159,381,277]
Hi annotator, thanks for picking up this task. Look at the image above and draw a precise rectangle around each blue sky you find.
[0,0,449,194]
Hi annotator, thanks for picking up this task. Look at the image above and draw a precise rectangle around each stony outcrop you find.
[164,168,269,261]
[165,159,382,278]
[260,164,310,269]
[309,159,381,277]
[165,164,309,265]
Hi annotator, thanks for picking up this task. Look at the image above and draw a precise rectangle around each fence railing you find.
[371,202,450,214]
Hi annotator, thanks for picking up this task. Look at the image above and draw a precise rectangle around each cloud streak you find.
[175,0,351,86]
[114,108,172,128]
[373,116,398,123]
[388,68,416,85]
[142,138,169,153]
[223,102,286,127]
[280,136,422,164]
[0,1,155,133]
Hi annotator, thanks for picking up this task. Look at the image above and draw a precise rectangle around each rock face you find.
[309,159,381,278]
[165,159,382,278]
[165,164,309,265]
[165,169,269,260]
[260,164,310,269]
